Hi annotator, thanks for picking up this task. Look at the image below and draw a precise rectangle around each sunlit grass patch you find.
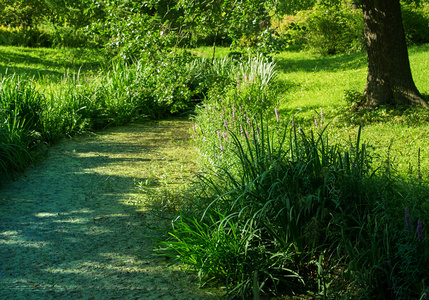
[272,44,429,177]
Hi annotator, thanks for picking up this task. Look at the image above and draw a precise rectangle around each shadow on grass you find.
[0,120,213,299]
[0,46,105,79]
[276,50,368,74]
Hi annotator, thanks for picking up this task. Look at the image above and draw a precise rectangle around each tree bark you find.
[361,0,427,108]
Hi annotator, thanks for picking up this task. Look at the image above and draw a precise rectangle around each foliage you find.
[0,26,51,47]
[177,0,278,53]
[0,0,103,48]
[44,0,104,29]
[158,103,429,298]
[191,55,278,173]
[0,0,102,29]
[82,0,181,61]
[401,3,429,45]
[334,192,429,299]
[0,0,48,28]
[0,75,44,179]
[83,0,286,60]
[163,211,302,298]
[129,52,208,116]
[293,5,365,55]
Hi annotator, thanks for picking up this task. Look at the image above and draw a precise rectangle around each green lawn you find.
[275,49,367,117]
[274,44,429,177]
[0,46,107,79]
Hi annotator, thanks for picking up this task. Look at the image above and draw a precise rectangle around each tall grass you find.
[0,66,142,179]
[191,55,278,174]
[154,52,429,299]
[0,75,44,179]
[159,112,429,298]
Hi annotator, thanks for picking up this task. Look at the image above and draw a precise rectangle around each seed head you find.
[417,220,423,241]
[405,212,411,231]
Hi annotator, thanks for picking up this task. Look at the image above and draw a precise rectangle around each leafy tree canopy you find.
[0,0,102,28]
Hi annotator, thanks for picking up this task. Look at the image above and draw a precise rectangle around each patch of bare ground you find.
[0,119,220,299]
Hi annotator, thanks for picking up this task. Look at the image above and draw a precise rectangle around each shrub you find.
[402,4,429,45]
[295,6,365,55]
[0,26,51,47]
[271,15,308,50]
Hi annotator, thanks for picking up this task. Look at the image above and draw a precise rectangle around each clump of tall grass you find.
[0,75,45,180]
[0,26,51,47]
[0,65,156,179]
[191,55,278,174]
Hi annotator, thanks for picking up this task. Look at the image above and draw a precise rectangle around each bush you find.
[402,4,429,45]
[295,6,365,55]
[271,15,308,50]
[124,52,227,118]
[0,26,51,47]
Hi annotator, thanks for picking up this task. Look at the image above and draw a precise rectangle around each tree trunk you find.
[361,0,427,108]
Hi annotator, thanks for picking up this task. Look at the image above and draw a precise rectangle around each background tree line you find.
[1,0,428,55]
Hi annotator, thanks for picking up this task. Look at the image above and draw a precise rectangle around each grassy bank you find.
[0,47,194,181]
[152,45,429,299]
